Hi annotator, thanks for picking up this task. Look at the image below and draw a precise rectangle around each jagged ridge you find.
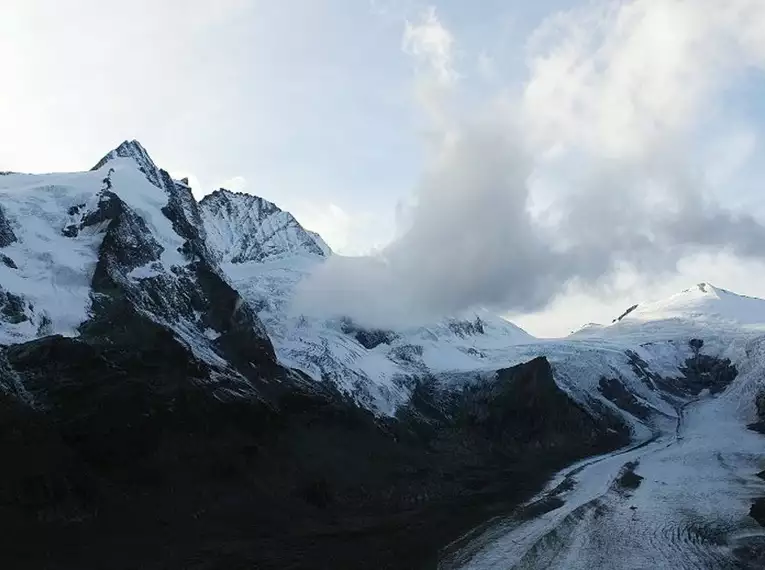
[200,188,330,263]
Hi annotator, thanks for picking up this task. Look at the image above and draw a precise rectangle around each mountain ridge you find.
[200,188,330,264]
[2,140,765,569]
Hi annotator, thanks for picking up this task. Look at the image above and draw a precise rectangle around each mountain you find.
[2,141,765,569]
[200,189,330,263]
[0,140,277,394]
[194,188,535,414]
[614,281,765,326]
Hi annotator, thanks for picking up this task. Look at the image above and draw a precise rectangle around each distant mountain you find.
[614,282,765,326]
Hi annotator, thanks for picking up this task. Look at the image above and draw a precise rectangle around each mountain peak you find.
[693,282,717,295]
[207,187,280,211]
[612,282,765,326]
[199,189,330,263]
[90,140,171,193]
[92,139,156,170]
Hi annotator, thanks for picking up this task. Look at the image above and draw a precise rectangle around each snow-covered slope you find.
[0,170,105,343]
[200,189,330,263]
[617,282,765,326]
[209,248,536,413]
[569,282,765,356]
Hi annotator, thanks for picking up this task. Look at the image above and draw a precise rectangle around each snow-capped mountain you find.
[0,140,278,400]
[614,282,765,326]
[211,256,536,413]
[3,139,765,422]
[200,189,330,263]
[0,141,537,414]
[4,140,765,569]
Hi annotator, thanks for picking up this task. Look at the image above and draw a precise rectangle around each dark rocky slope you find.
[0,343,628,570]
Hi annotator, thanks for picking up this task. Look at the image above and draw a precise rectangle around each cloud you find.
[522,0,765,159]
[402,6,457,87]
[218,175,248,192]
[401,6,459,129]
[0,0,251,172]
[287,200,393,256]
[298,0,765,329]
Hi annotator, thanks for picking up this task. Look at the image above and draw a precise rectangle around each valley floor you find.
[440,390,765,569]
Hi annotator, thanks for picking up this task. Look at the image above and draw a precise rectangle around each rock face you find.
[0,205,16,248]
[750,498,765,527]
[599,376,652,420]
[0,349,628,570]
[457,357,626,452]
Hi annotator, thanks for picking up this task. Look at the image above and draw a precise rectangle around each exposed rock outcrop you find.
[0,205,16,248]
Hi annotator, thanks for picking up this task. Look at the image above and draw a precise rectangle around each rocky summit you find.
[1,142,765,569]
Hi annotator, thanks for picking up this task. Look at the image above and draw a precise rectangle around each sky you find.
[3,0,765,336]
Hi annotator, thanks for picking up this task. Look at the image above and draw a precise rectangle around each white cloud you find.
[287,201,393,256]
[523,0,765,159]
[218,176,248,192]
[402,6,457,87]
[300,0,765,333]
[401,6,459,131]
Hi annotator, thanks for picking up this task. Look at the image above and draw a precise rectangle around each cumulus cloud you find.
[298,0,765,329]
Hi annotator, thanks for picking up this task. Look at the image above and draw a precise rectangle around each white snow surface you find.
[201,189,330,263]
[622,282,765,326]
[0,170,105,343]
